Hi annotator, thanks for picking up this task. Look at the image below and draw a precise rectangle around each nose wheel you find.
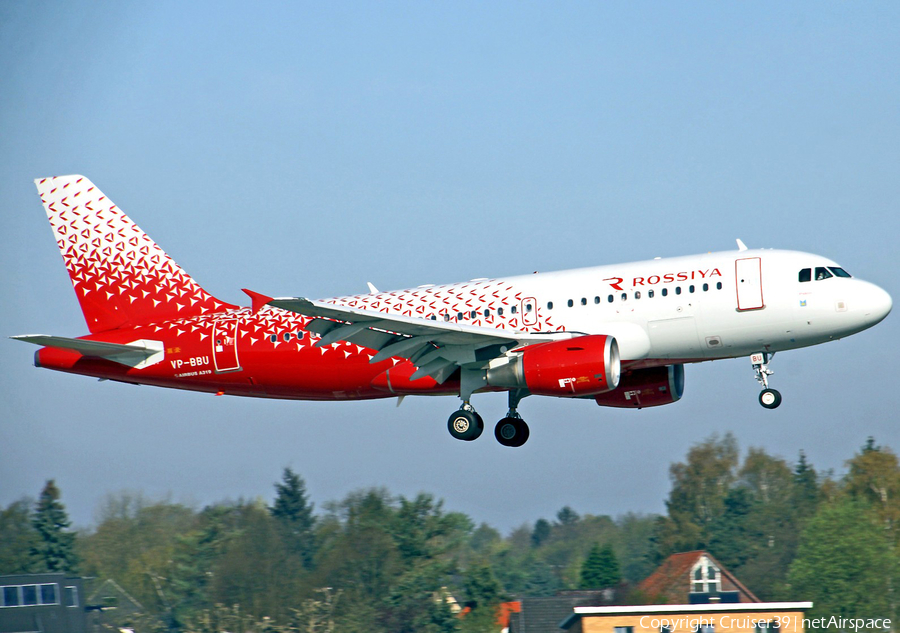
[751,352,782,409]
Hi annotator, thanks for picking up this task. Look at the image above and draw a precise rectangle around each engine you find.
[486,334,620,397]
[593,364,684,408]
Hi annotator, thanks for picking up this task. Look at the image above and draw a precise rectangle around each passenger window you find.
[608,295,614,303]
[815,267,833,281]
[662,288,668,297]
[547,302,553,310]
[443,314,450,321]
[457,312,463,320]
[283,332,291,342]
[511,305,517,314]
[676,287,682,295]
[799,268,812,282]
[703,283,709,291]
[689,285,695,293]
[594,296,600,304]
[716,282,722,290]
[621,293,627,301]
[498,307,504,316]
[483,309,490,317]
[829,267,852,278]
[270,334,277,343]
[470,310,477,319]
[567,299,574,307]
[648,290,654,298]
[635,291,641,299]
[581,297,587,306]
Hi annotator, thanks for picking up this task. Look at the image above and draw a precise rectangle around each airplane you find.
[13,175,892,447]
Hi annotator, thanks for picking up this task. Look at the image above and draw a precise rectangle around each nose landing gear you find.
[751,352,782,409]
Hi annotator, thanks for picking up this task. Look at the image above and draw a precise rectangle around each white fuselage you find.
[334,248,892,369]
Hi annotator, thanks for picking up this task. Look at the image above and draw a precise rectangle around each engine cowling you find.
[486,335,620,397]
[593,364,684,408]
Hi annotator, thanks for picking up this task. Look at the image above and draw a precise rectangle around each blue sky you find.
[2,1,898,531]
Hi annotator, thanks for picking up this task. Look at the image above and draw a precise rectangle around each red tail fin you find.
[35,175,234,333]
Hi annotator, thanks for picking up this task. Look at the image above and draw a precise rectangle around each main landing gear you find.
[448,390,530,447]
[751,352,782,409]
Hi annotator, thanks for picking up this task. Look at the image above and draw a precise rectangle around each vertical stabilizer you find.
[35,175,234,333]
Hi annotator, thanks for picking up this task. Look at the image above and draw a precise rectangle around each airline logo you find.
[604,268,723,291]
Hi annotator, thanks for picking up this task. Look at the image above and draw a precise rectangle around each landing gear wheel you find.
[494,417,530,447]
[447,410,484,441]
[759,389,782,409]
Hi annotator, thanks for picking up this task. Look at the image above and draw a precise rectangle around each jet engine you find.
[593,364,684,408]
[487,335,620,397]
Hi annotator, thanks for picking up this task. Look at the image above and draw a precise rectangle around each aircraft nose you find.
[864,283,892,326]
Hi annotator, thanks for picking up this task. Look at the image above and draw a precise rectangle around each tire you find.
[759,389,782,409]
[495,417,530,447]
[447,410,484,441]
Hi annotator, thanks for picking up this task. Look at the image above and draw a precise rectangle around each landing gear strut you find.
[751,352,782,409]
[446,390,531,446]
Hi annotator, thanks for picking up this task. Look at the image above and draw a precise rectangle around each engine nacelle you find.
[487,335,620,397]
[593,364,684,408]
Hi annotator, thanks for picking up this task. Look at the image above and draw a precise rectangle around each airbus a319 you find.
[13,175,892,447]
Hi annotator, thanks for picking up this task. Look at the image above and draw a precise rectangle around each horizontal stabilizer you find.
[11,335,164,369]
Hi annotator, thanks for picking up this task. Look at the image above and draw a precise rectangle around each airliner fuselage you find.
[14,176,892,447]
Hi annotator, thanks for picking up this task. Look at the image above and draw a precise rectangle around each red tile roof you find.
[636,550,760,604]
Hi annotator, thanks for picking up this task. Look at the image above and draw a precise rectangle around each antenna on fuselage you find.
[736,239,749,251]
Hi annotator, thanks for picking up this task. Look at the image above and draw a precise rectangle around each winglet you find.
[242,289,274,314]
[736,239,748,251]
[367,282,379,294]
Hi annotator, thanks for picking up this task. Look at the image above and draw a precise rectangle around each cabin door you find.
[212,319,241,373]
[735,257,765,311]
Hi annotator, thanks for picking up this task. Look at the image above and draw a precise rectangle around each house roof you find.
[636,550,760,603]
[509,591,609,633]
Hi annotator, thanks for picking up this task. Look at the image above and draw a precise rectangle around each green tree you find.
[0,499,37,573]
[459,562,502,633]
[579,543,620,589]
[531,518,551,548]
[31,480,78,573]
[787,496,897,624]
[845,438,900,539]
[271,467,317,568]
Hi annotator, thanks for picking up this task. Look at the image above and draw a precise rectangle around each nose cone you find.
[866,284,893,326]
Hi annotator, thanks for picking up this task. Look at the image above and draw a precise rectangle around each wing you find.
[267,296,568,383]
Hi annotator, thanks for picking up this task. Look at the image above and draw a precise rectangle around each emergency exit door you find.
[735,257,765,311]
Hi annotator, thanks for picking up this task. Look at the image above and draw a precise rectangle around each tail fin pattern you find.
[36,175,233,333]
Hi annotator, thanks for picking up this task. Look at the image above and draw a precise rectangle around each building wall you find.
[0,575,87,633]
[581,610,806,633]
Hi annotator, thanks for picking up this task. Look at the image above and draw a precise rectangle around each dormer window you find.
[691,555,721,594]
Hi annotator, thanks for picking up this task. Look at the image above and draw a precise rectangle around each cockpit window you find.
[799,268,811,283]
[829,267,852,278]
[815,267,833,281]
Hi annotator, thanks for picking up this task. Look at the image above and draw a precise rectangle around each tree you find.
[0,499,37,574]
[579,543,620,589]
[271,467,317,568]
[845,438,900,539]
[31,480,78,573]
[531,518,551,548]
[787,496,897,623]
